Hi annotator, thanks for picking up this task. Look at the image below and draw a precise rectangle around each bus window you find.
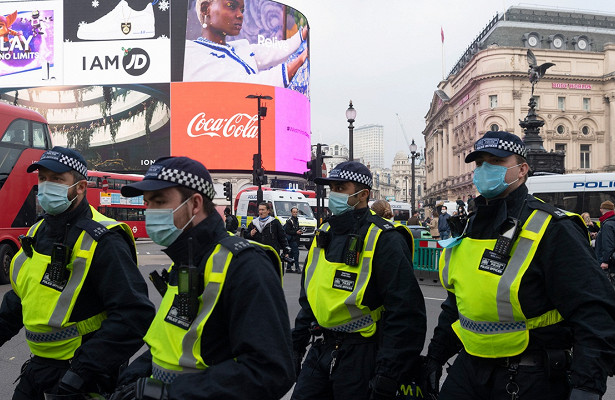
[1,119,28,146]
[32,122,49,149]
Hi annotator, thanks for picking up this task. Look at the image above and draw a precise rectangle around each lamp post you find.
[405,176,408,203]
[346,100,356,161]
[409,139,418,213]
[246,94,273,205]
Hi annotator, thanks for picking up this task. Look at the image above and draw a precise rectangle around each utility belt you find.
[31,355,72,368]
[491,349,572,373]
[310,322,377,345]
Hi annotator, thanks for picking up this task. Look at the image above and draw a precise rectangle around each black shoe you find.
[286,267,293,273]
[295,269,302,274]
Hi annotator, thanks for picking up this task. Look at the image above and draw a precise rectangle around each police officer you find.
[291,161,427,400]
[0,146,155,399]
[425,131,615,400]
[284,207,303,273]
[110,156,295,399]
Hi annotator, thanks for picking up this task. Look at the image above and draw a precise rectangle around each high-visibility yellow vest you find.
[304,214,413,337]
[145,237,281,384]
[10,206,135,360]
[439,209,564,358]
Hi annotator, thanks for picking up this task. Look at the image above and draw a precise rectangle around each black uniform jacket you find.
[121,212,295,400]
[284,216,301,245]
[0,199,155,386]
[428,185,615,395]
[244,217,288,253]
[292,207,427,382]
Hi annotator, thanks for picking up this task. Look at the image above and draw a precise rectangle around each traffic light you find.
[303,159,317,182]
[252,154,268,185]
[223,181,232,201]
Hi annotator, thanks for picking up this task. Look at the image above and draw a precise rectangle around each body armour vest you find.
[439,209,565,358]
[10,206,135,360]
[304,214,413,337]
[145,236,281,384]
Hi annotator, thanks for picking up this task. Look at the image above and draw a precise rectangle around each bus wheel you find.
[0,244,15,284]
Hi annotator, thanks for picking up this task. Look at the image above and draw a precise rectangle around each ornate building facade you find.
[423,6,615,205]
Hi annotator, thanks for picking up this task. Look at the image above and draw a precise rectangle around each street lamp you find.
[246,94,273,205]
[346,100,356,160]
[409,139,418,213]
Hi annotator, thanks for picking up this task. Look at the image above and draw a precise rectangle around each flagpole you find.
[441,26,445,80]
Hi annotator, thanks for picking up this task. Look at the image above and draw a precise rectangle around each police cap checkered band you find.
[465,131,527,163]
[27,146,88,177]
[121,156,215,199]
[314,160,373,188]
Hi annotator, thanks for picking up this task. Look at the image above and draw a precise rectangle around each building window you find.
[581,126,590,136]
[556,124,565,134]
[489,95,498,109]
[558,97,565,111]
[583,98,591,112]
[490,123,499,132]
[555,143,566,153]
[580,144,591,169]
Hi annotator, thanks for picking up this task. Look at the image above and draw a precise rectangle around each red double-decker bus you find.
[86,170,148,240]
[0,103,53,284]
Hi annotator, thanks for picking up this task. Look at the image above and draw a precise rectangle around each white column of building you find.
[608,95,615,167]
[438,130,444,183]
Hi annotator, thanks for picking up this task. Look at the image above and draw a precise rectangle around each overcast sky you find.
[281,0,615,168]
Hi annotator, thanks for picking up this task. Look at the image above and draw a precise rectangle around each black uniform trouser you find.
[13,356,70,400]
[291,337,377,400]
[289,240,300,270]
[439,350,571,400]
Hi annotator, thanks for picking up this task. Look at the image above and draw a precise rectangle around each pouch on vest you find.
[44,243,70,289]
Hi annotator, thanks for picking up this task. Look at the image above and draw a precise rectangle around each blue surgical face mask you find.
[145,197,195,247]
[329,189,363,215]
[472,162,521,198]
[37,181,79,215]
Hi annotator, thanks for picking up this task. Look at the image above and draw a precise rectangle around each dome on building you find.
[394,151,408,161]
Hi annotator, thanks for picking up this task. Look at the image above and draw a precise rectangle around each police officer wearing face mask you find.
[110,156,295,400]
[291,161,427,400]
[0,146,155,399]
[425,131,615,400]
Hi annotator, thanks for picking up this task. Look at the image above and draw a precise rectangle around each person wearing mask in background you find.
[595,201,615,281]
[244,202,291,261]
[370,199,394,220]
[110,156,294,399]
[0,147,154,399]
[407,210,421,226]
[223,206,238,234]
[291,161,426,400]
[285,207,303,274]
[425,131,615,400]
[428,210,440,239]
[437,205,451,240]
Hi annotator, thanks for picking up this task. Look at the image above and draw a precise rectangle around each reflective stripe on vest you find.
[10,208,132,359]
[304,222,383,334]
[439,209,563,357]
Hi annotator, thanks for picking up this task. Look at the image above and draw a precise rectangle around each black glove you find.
[569,388,601,400]
[368,375,398,400]
[424,356,443,397]
[293,349,304,380]
[134,377,168,400]
[109,382,137,400]
[57,370,85,395]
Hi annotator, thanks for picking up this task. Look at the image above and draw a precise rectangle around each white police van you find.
[526,173,615,216]
[235,190,317,248]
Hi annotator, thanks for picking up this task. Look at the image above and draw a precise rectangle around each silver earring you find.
[202,22,207,28]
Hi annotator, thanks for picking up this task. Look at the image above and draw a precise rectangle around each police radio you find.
[493,218,520,256]
[48,243,70,283]
[176,238,199,320]
[344,234,363,267]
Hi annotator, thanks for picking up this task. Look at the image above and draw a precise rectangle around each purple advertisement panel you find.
[0,1,63,87]
[274,86,310,173]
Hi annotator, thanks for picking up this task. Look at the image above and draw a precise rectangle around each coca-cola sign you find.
[187,112,259,138]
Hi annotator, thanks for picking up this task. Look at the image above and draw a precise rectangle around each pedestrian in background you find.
[245,202,291,257]
[110,156,294,399]
[581,211,599,246]
[0,147,155,399]
[224,206,238,233]
[425,131,615,400]
[407,210,421,226]
[596,201,615,277]
[428,210,440,239]
[291,161,426,400]
[285,207,303,273]
[437,205,451,239]
[370,199,394,220]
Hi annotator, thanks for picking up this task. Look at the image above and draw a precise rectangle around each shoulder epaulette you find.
[527,195,570,219]
[74,219,110,241]
[218,235,252,256]
[366,214,396,231]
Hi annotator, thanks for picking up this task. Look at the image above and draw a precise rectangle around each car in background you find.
[407,225,432,239]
